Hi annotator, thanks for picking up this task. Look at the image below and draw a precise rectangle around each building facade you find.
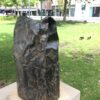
[69,0,100,18]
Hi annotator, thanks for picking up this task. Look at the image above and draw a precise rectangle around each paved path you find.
[30,16,100,23]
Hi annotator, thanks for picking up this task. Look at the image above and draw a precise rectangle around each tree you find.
[21,0,36,7]
[63,0,68,21]
[58,0,64,10]
[0,0,19,7]
[58,0,72,21]
[0,0,36,7]
[2,0,13,7]
[12,0,20,7]
[0,1,3,5]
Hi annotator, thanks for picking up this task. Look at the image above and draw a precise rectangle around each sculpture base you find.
[0,82,80,100]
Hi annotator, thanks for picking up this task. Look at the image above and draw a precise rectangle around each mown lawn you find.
[0,19,100,100]
[58,22,100,100]
[0,20,16,86]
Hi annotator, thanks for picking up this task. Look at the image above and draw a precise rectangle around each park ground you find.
[0,17,100,100]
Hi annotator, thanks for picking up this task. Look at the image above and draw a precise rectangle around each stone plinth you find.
[0,82,80,100]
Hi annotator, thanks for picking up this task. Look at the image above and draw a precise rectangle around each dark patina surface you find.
[13,16,59,100]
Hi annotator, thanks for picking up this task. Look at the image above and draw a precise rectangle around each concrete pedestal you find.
[0,82,80,100]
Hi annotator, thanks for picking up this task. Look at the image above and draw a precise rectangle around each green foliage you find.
[58,0,64,10]
[0,0,18,6]
[1,0,13,6]
[0,0,36,6]
[0,0,4,6]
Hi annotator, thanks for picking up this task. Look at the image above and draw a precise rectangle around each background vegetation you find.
[0,0,36,7]
[0,18,100,100]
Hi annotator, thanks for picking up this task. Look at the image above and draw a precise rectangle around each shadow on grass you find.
[56,21,87,27]
[59,51,100,100]
[0,16,17,21]
[4,22,16,25]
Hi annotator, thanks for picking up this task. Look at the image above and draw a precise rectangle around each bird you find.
[79,36,84,40]
[87,36,91,40]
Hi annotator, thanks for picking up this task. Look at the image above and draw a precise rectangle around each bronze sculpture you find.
[13,16,59,100]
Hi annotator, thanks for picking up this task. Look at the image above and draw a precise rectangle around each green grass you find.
[57,22,100,100]
[0,20,16,85]
[0,16,17,21]
[0,20,100,100]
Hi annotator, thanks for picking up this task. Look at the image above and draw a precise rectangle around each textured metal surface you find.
[13,16,59,100]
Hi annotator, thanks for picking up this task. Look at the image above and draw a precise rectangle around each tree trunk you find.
[63,0,68,21]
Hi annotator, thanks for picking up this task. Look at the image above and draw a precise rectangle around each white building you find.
[2,0,99,18]
[36,0,61,16]
[69,0,100,18]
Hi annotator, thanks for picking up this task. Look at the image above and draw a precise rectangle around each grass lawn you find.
[0,19,100,100]
[58,22,100,100]
[0,20,16,86]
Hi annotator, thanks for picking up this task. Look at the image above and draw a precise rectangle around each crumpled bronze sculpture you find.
[13,16,59,100]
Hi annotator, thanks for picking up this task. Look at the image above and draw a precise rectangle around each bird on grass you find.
[87,36,91,40]
[79,36,84,40]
